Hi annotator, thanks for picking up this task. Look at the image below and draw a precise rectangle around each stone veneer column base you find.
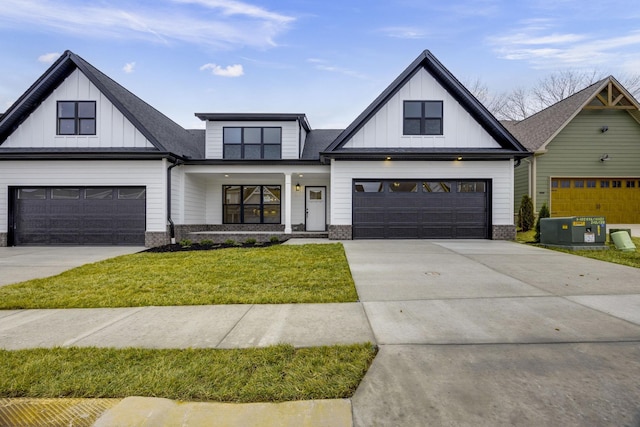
[492,225,516,240]
[0,233,7,247]
[328,225,352,240]
[145,231,170,248]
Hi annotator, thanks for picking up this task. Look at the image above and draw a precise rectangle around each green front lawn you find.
[0,244,358,309]
[0,344,377,402]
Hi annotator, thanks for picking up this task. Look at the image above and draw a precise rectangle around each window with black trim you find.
[223,127,281,159]
[57,101,96,135]
[223,185,281,223]
[403,101,443,135]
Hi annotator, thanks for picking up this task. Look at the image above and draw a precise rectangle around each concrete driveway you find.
[345,240,640,427]
[0,246,145,287]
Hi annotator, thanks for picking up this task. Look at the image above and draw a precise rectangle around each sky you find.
[1,0,640,130]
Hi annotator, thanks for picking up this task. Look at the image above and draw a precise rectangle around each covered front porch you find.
[171,164,330,243]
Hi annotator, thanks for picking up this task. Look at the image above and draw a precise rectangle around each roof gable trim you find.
[325,50,527,154]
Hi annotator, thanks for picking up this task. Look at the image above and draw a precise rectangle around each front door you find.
[305,186,326,231]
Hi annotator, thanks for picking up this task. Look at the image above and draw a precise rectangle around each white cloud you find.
[200,63,244,77]
[306,58,368,79]
[488,20,640,69]
[38,52,60,63]
[123,62,136,73]
[379,26,427,39]
[0,0,295,49]
[172,0,294,24]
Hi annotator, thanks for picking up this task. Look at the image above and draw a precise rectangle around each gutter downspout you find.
[167,158,183,244]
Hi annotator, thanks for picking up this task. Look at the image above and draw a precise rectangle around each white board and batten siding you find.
[2,69,153,149]
[344,68,501,149]
[205,121,301,159]
[0,160,167,233]
[330,160,514,226]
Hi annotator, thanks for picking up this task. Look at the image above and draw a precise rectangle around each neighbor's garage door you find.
[12,187,146,245]
[353,180,489,239]
[551,178,640,223]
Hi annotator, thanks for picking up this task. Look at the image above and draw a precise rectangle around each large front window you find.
[223,127,282,159]
[223,185,281,223]
[57,101,96,135]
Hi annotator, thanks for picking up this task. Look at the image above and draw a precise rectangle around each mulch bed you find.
[144,239,288,253]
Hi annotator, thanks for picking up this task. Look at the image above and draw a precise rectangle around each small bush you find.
[534,203,550,242]
[179,239,192,247]
[200,239,214,246]
[224,239,236,246]
[244,238,257,245]
[518,195,535,232]
[270,236,280,243]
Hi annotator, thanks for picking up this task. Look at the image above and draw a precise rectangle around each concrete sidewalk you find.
[0,303,373,350]
[1,239,640,426]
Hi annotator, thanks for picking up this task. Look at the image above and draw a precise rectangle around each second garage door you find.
[353,180,489,239]
[11,187,146,246]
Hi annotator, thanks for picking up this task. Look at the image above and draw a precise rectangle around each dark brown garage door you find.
[11,187,146,245]
[353,180,489,239]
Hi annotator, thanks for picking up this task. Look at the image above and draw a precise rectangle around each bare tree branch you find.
[467,69,640,121]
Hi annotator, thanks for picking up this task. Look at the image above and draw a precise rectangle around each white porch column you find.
[284,173,292,234]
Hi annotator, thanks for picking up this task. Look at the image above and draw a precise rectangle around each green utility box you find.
[540,216,607,250]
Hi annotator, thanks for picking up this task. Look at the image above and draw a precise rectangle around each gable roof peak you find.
[507,75,640,152]
[323,49,527,155]
[0,50,203,158]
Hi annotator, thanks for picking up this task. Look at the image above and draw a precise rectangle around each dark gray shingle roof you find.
[302,129,343,160]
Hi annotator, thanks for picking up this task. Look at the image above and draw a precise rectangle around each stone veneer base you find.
[328,225,353,240]
[0,233,7,247]
[145,232,170,248]
[492,224,516,240]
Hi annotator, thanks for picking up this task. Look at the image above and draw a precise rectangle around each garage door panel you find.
[422,226,455,238]
[353,179,488,239]
[387,226,419,239]
[13,187,146,246]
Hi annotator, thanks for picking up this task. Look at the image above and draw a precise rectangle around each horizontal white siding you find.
[3,70,154,149]
[205,121,300,159]
[330,159,514,226]
[0,160,166,232]
[344,68,500,149]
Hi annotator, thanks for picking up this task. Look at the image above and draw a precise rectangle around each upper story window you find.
[223,127,282,160]
[57,101,96,135]
[403,101,443,135]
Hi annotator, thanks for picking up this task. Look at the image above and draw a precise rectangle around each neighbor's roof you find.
[503,76,640,152]
[0,50,203,159]
[323,49,529,159]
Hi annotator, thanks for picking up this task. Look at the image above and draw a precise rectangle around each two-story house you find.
[0,50,529,247]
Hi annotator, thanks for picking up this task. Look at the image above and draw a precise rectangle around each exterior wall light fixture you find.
[600,154,610,162]
[601,126,609,133]
[295,183,301,191]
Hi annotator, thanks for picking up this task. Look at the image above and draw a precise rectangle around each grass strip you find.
[0,344,377,403]
[517,232,640,269]
[0,244,357,309]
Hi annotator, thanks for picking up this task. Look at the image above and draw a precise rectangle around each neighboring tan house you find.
[0,50,529,247]
[505,77,640,223]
